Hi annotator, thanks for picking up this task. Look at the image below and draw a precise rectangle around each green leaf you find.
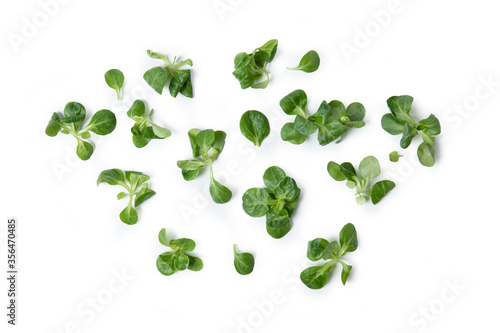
[232,66,255,89]
[316,123,347,146]
[187,255,203,271]
[310,101,334,124]
[169,70,190,97]
[134,186,156,207]
[196,129,215,154]
[97,169,125,186]
[339,162,357,180]
[266,221,291,239]
[62,102,86,125]
[418,114,441,136]
[158,228,169,246]
[177,160,209,171]
[182,169,200,181]
[170,238,196,252]
[187,128,202,158]
[209,176,232,204]
[359,156,380,180]
[266,208,289,228]
[45,112,61,136]
[322,241,340,260]
[212,130,227,154]
[307,238,329,261]
[240,110,270,146]
[127,100,146,118]
[417,142,436,167]
[117,192,127,200]
[288,50,320,73]
[341,263,352,285]
[174,253,190,271]
[281,122,307,145]
[400,123,417,149]
[274,177,300,202]
[104,69,124,100]
[234,52,251,68]
[339,223,358,252]
[150,122,171,139]
[179,73,193,98]
[120,205,138,225]
[144,66,168,94]
[87,109,116,135]
[387,95,415,124]
[279,89,307,116]
[381,113,405,135]
[371,180,396,204]
[329,100,345,120]
[300,266,328,290]
[294,115,318,136]
[327,161,346,181]
[156,253,176,276]
[263,166,286,191]
[132,127,155,148]
[233,245,255,275]
[242,188,273,217]
[76,139,93,160]
[257,39,278,62]
[345,102,365,121]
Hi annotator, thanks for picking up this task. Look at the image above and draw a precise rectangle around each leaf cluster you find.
[300,223,357,289]
[233,39,278,89]
[156,228,203,276]
[327,156,395,205]
[381,95,441,167]
[45,102,116,160]
[97,169,156,224]
[280,90,365,146]
[177,129,232,204]
[127,100,171,148]
[242,166,300,239]
[143,50,193,98]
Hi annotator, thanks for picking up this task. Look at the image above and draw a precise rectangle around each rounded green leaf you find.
[45,112,61,137]
[400,123,417,149]
[266,208,289,228]
[174,253,190,271]
[240,110,270,147]
[266,221,291,239]
[418,114,441,136]
[322,241,340,260]
[288,50,320,73]
[87,109,116,135]
[263,166,286,191]
[150,122,171,139]
[274,177,300,202]
[156,253,176,276]
[279,90,307,116]
[144,66,168,94]
[104,69,124,100]
[242,188,273,217]
[187,255,203,271]
[381,113,405,135]
[300,266,328,290]
[359,156,380,180]
[169,70,190,97]
[307,238,329,261]
[196,129,215,154]
[97,168,125,186]
[258,39,278,62]
[371,180,396,204]
[329,100,346,120]
[127,100,146,118]
[119,205,138,225]
[209,177,232,204]
[76,139,93,160]
[417,142,435,167]
[339,162,357,180]
[389,151,402,162]
[158,228,169,246]
[281,122,307,145]
[62,102,86,124]
[339,223,358,252]
[294,115,317,136]
[327,161,346,181]
[233,245,255,275]
[387,95,414,123]
[317,123,347,146]
[170,238,196,252]
[134,187,156,207]
[341,263,352,285]
[345,102,365,121]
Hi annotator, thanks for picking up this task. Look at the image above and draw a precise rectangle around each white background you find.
[1,0,500,332]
